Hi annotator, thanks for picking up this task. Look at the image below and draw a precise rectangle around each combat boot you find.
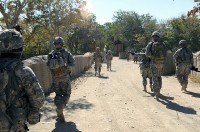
[155,90,160,101]
[56,109,65,122]
[181,85,187,92]
[143,85,147,92]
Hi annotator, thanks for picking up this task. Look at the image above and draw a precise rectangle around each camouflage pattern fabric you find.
[140,54,152,87]
[173,47,193,89]
[145,41,167,93]
[0,58,45,132]
[105,53,113,70]
[47,47,75,118]
[93,52,103,74]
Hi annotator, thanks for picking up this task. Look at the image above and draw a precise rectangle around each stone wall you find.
[192,51,200,77]
[23,52,93,94]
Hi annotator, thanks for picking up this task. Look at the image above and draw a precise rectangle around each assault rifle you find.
[190,66,200,72]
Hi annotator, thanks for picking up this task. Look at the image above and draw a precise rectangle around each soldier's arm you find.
[66,50,75,66]
[15,64,45,109]
[188,48,194,66]
[145,43,152,58]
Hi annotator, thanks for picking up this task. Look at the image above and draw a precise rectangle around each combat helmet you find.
[151,31,160,37]
[179,40,187,48]
[53,37,64,45]
[0,29,24,53]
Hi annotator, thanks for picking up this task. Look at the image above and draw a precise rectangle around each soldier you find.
[0,29,45,132]
[145,31,167,100]
[93,47,103,76]
[47,37,75,122]
[173,40,193,91]
[139,53,153,92]
[105,50,113,71]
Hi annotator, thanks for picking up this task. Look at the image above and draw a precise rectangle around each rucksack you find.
[0,58,22,107]
[0,58,21,131]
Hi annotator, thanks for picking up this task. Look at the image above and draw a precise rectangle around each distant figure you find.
[105,50,113,71]
[145,31,167,100]
[93,47,103,76]
[133,54,138,63]
[140,53,153,92]
[173,40,193,91]
[47,37,75,122]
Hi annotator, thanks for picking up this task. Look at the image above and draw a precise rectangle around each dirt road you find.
[29,57,200,132]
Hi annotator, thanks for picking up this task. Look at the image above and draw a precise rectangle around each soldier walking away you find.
[139,53,153,92]
[93,47,103,76]
[105,50,113,71]
[47,37,75,122]
[145,31,167,100]
[173,40,193,92]
[0,29,45,132]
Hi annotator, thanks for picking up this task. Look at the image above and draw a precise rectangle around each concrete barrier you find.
[162,51,176,75]
[192,51,200,77]
[23,52,93,94]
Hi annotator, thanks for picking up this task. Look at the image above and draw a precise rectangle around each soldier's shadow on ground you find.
[158,95,196,114]
[147,92,197,114]
[52,121,81,132]
[184,91,200,98]
[98,75,109,79]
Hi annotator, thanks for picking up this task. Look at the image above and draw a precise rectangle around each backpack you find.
[0,58,21,131]
[177,48,192,64]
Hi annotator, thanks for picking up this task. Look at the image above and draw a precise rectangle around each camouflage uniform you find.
[139,54,152,92]
[47,37,75,122]
[173,40,193,91]
[0,29,45,132]
[105,50,113,71]
[93,47,103,76]
[145,31,167,100]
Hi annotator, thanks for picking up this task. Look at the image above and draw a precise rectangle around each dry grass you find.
[189,74,200,83]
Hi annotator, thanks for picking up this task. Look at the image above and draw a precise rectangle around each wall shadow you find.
[52,121,81,132]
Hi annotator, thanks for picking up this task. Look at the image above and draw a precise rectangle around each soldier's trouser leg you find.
[176,65,190,91]
[151,63,163,100]
[54,94,69,122]
[55,79,71,122]
[149,77,153,91]
[142,77,147,92]
[94,65,97,76]
[98,67,101,76]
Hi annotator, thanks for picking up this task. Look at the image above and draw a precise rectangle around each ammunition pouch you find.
[51,66,66,77]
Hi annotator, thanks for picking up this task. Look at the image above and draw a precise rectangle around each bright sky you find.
[85,0,197,24]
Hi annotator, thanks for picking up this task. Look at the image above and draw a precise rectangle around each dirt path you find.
[29,57,200,132]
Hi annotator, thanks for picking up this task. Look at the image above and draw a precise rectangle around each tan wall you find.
[23,52,93,94]
[192,51,200,77]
